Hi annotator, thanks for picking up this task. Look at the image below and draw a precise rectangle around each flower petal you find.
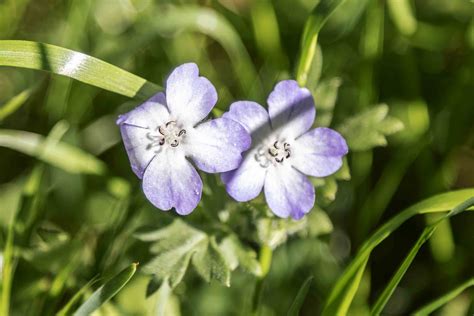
[142,150,202,215]
[166,63,217,125]
[221,152,266,201]
[267,80,315,139]
[223,101,272,141]
[292,127,348,177]
[264,166,315,219]
[185,118,251,173]
[116,92,169,128]
[119,125,156,178]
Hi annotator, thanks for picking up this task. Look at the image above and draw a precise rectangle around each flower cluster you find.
[117,63,348,219]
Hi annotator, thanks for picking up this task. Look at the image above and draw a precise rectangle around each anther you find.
[170,140,179,147]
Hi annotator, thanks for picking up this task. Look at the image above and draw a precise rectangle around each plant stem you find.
[252,244,273,315]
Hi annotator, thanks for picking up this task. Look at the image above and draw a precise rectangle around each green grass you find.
[0,0,473,315]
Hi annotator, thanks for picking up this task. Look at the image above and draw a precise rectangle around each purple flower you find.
[222,80,348,220]
[117,63,251,215]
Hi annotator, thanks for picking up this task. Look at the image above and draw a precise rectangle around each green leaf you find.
[312,77,342,126]
[322,189,474,316]
[73,263,137,316]
[338,104,404,151]
[136,220,207,288]
[219,235,262,277]
[296,0,348,85]
[413,278,474,316]
[56,275,100,316]
[137,220,231,287]
[155,279,172,316]
[257,217,308,249]
[0,40,160,99]
[0,86,36,121]
[370,197,474,315]
[149,6,261,99]
[287,276,313,316]
[192,237,231,287]
[0,129,106,175]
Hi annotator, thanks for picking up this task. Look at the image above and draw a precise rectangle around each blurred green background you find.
[0,0,473,315]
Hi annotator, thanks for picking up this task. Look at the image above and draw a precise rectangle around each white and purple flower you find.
[117,63,250,215]
[222,80,348,220]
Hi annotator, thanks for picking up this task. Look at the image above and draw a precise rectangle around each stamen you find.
[254,140,292,167]
[146,120,186,151]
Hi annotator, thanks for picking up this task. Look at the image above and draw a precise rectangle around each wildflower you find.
[117,63,250,214]
[222,80,348,219]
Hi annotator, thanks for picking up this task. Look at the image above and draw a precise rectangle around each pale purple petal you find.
[223,101,272,141]
[264,166,315,219]
[292,127,348,177]
[221,152,266,201]
[166,63,217,126]
[119,125,156,178]
[185,118,251,173]
[142,150,202,215]
[267,80,315,139]
[116,92,169,128]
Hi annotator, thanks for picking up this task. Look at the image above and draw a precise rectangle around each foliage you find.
[0,0,473,315]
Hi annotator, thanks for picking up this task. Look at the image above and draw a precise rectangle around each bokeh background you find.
[1,0,473,315]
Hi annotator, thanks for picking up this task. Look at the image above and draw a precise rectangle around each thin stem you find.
[252,244,273,315]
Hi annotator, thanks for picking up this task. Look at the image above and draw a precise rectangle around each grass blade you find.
[0,40,160,99]
[413,278,474,316]
[0,85,37,121]
[371,197,474,315]
[322,189,474,315]
[296,0,347,86]
[287,276,313,316]
[150,6,262,100]
[56,275,100,316]
[0,211,15,316]
[0,129,106,175]
[73,263,138,316]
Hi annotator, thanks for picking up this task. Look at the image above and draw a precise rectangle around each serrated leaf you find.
[219,235,262,277]
[305,209,334,237]
[155,278,173,316]
[257,217,308,249]
[192,237,231,287]
[338,104,404,151]
[137,220,231,288]
[136,220,207,288]
[313,78,341,126]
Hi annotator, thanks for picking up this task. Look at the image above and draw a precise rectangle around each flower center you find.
[146,120,186,152]
[254,140,291,168]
